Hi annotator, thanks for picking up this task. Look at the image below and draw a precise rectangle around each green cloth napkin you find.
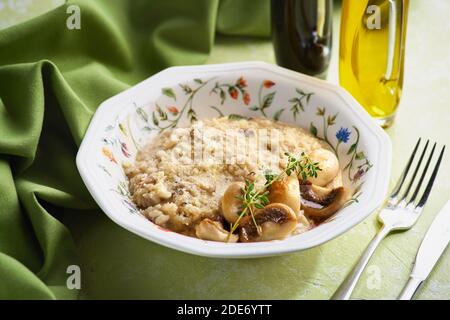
[0,0,270,299]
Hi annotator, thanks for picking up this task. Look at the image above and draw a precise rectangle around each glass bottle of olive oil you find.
[339,0,409,127]
[272,0,333,79]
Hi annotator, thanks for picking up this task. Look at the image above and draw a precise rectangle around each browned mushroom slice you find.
[268,174,301,214]
[300,181,348,220]
[238,203,298,242]
[195,218,238,243]
[221,182,245,224]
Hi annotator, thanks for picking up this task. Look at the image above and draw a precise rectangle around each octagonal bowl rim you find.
[76,61,392,258]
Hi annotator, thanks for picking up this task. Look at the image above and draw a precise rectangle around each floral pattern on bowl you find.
[76,61,391,258]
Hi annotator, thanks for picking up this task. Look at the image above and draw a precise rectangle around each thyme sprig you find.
[229,178,269,235]
[264,152,322,187]
[228,152,322,238]
[284,152,322,181]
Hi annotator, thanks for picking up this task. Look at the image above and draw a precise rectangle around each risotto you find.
[124,117,348,242]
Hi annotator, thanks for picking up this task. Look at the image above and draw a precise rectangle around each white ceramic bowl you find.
[76,61,391,258]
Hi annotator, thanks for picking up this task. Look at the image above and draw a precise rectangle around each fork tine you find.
[399,140,429,202]
[407,142,436,206]
[389,138,421,200]
[415,145,445,209]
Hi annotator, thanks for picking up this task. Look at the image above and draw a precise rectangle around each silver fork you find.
[332,138,446,300]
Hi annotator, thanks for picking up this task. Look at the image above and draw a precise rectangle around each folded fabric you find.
[0,0,270,299]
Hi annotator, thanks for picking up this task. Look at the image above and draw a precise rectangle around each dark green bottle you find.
[271,0,333,78]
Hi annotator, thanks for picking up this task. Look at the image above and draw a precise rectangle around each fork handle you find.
[331,226,391,300]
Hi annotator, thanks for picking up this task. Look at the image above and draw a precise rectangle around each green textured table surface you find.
[1,0,449,299]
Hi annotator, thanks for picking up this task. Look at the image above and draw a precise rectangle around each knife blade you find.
[398,200,450,299]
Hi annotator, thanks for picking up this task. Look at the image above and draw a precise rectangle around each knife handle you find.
[398,277,424,300]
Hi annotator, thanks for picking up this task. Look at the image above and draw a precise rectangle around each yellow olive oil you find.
[339,0,409,127]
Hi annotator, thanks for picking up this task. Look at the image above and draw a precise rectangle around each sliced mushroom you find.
[300,181,348,220]
[293,213,312,235]
[308,149,339,186]
[298,212,311,228]
[238,203,298,242]
[221,182,245,224]
[268,174,301,214]
[195,218,238,243]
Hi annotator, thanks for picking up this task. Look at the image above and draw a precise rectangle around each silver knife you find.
[398,200,450,300]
